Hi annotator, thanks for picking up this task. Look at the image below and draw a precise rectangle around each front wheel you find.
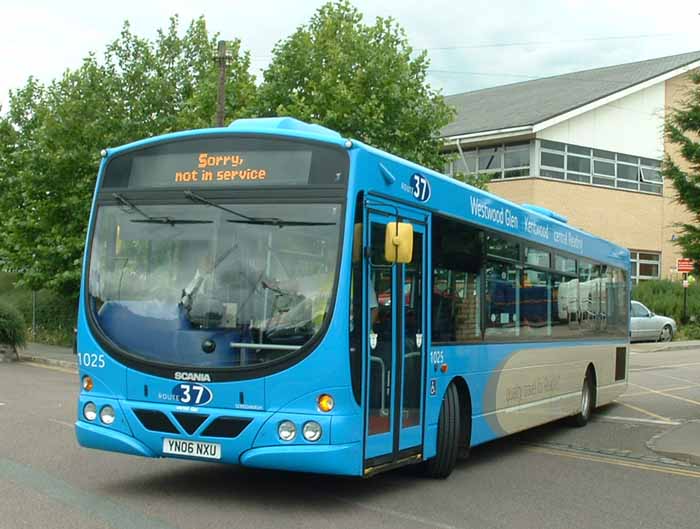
[570,372,595,427]
[423,383,460,478]
[659,325,673,342]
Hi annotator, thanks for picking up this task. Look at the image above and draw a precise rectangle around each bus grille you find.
[133,409,179,434]
[172,412,208,434]
[201,417,252,438]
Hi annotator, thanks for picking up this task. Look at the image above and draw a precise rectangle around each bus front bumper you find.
[76,420,155,458]
[240,442,361,475]
[76,419,361,475]
[75,395,364,476]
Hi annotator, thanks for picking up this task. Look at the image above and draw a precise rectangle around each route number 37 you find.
[78,353,106,368]
[411,174,431,202]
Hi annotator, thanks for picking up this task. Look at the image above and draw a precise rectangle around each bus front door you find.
[364,209,426,471]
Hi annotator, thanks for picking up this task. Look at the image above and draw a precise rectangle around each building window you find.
[446,141,531,180]
[536,140,663,195]
[630,251,661,283]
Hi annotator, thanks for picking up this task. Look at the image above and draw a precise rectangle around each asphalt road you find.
[1,349,700,529]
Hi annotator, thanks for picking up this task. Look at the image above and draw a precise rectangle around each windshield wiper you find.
[184,190,256,220]
[226,218,336,227]
[184,190,335,227]
[114,193,212,226]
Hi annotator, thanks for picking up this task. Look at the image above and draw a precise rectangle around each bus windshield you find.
[87,201,342,369]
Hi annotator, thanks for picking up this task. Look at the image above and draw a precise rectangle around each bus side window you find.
[431,215,482,344]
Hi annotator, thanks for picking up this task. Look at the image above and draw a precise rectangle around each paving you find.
[649,421,700,465]
[18,342,76,371]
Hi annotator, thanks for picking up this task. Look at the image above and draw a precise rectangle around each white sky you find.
[1,0,699,113]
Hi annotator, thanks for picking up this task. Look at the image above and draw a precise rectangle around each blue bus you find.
[76,117,630,477]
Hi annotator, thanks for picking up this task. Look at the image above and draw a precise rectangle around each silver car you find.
[630,300,677,342]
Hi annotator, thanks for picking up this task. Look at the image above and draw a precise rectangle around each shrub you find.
[632,279,700,323]
[679,323,700,341]
[0,300,27,351]
[0,272,77,346]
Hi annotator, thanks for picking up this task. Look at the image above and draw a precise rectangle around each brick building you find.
[441,51,700,283]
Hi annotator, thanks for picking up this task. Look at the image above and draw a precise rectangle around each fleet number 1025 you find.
[78,353,106,368]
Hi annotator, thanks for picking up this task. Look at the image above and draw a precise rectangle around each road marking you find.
[629,382,700,408]
[0,402,5,406]
[612,399,672,422]
[22,362,77,375]
[622,383,699,398]
[595,415,681,426]
[630,361,700,372]
[526,446,700,479]
[328,494,462,529]
[638,371,700,385]
[49,418,74,429]
[0,457,178,529]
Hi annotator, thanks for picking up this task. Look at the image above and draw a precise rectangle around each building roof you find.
[441,50,700,139]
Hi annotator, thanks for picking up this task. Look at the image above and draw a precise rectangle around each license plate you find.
[162,438,221,460]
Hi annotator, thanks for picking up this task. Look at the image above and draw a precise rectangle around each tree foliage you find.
[0,16,256,296]
[255,0,453,171]
[665,72,700,263]
[0,4,457,301]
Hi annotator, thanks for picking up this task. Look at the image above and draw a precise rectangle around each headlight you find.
[100,405,115,425]
[302,421,322,442]
[83,402,97,421]
[278,420,296,441]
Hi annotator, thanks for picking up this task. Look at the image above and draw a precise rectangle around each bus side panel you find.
[431,340,628,448]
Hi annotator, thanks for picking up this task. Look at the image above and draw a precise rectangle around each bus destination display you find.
[128,149,312,187]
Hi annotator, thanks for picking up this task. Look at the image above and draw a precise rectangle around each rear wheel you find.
[423,383,460,478]
[570,371,595,427]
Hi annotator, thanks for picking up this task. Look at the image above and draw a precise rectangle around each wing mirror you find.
[384,222,413,264]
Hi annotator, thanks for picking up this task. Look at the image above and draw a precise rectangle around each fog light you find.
[83,402,97,421]
[302,421,322,442]
[82,376,93,391]
[278,420,296,442]
[100,405,115,425]
[317,394,334,412]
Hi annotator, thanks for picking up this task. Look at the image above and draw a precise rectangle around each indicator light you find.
[82,376,94,391]
[317,394,335,412]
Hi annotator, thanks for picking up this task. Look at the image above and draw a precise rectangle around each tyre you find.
[423,383,460,478]
[569,371,595,427]
[659,324,673,342]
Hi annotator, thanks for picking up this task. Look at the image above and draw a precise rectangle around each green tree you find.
[664,72,700,263]
[255,0,453,171]
[0,16,256,297]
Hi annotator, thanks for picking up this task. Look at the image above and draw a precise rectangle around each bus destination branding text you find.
[469,197,583,252]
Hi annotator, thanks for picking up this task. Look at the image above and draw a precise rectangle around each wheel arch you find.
[450,376,472,448]
[586,362,598,408]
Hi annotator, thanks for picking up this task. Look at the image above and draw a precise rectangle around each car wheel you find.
[659,325,673,342]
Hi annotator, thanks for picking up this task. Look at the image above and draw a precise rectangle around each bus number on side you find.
[78,353,106,369]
